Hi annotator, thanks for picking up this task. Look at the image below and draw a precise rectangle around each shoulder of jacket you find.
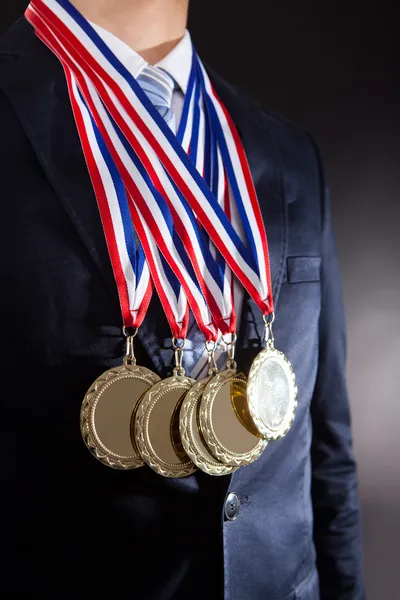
[213,71,319,161]
[0,17,33,55]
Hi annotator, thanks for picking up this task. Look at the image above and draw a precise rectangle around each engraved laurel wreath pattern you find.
[198,370,267,467]
[134,376,197,479]
[179,379,238,477]
[80,365,160,470]
[247,347,298,441]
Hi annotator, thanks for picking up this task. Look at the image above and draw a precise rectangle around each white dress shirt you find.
[90,23,244,376]
[91,23,191,127]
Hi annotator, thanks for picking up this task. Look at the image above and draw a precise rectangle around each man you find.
[0,0,365,598]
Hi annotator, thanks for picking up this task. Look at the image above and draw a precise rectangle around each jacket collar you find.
[0,18,288,370]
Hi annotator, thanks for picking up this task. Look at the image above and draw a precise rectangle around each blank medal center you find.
[95,378,149,456]
[257,359,290,429]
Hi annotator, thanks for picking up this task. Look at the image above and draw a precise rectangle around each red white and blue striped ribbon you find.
[69,72,190,337]
[26,0,274,342]
[26,3,222,341]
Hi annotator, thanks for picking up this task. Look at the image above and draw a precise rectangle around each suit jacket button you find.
[224,492,240,521]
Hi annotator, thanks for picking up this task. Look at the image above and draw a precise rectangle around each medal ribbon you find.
[70,73,190,337]
[26,0,273,342]
[26,0,237,341]
[29,21,194,338]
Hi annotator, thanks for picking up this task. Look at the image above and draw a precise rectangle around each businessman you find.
[0,0,365,598]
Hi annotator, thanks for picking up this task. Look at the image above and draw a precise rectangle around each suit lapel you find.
[208,70,288,371]
[0,18,117,301]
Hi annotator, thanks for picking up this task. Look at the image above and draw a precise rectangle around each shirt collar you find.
[156,31,192,95]
[90,23,192,94]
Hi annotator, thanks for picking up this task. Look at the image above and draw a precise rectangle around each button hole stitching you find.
[238,495,250,505]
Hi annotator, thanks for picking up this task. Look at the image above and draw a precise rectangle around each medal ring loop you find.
[123,326,138,338]
[262,313,275,325]
[222,333,237,364]
[172,337,186,350]
[205,340,218,375]
[222,332,237,347]
[205,340,217,353]
[173,338,186,376]
[262,313,275,346]
[123,327,138,365]
[225,358,237,371]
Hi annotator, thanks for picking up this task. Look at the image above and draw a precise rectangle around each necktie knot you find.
[137,65,176,130]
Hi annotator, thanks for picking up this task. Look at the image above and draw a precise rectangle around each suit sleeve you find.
[309,135,366,600]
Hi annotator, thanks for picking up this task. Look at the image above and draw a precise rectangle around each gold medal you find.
[80,333,160,469]
[180,374,238,476]
[134,340,197,478]
[134,375,197,477]
[199,367,267,467]
[197,336,267,467]
[247,317,298,440]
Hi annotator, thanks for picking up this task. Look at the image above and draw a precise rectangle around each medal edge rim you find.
[134,375,198,478]
[80,364,160,469]
[199,370,267,467]
[180,379,238,476]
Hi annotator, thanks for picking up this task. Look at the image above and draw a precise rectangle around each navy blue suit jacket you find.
[0,18,365,600]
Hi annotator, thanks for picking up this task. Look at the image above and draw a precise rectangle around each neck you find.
[71,0,189,64]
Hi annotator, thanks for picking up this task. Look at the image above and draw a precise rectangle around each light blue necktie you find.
[137,65,207,377]
[137,65,176,132]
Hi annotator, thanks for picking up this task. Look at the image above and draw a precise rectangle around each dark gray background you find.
[1,2,398,598]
